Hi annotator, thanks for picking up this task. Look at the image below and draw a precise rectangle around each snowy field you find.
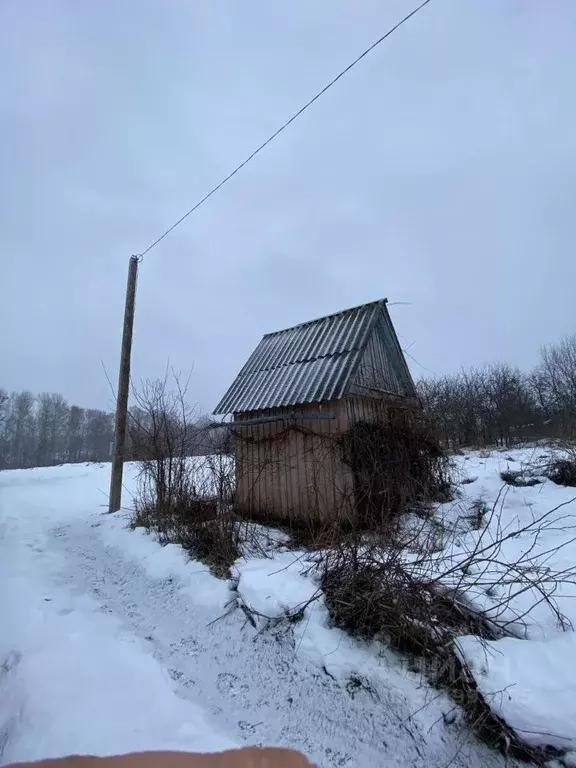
[0,451,575,766]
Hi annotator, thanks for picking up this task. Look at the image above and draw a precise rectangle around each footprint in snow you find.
[217,672,249,698]
[51,526,69,538]
[238,721,262,737]
[168,668,195,687]
[324,747,352,767]
[169,636,201,656]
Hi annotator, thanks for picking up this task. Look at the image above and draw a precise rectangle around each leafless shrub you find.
[282,519,346,550]
[547,459,576,487]
[321,551,559,761]
[338,413,453,533]
[322,555,483,655]
[318,529,546,758]
[543,445,576,487]
[178,514,241,578]
[251,514,352,550]
[130,373,240,576]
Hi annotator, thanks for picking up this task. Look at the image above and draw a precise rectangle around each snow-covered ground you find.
[435,447,576,639]
[435,447,576,755]
[1,461,519,768]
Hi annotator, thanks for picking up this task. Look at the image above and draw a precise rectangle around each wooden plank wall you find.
[234,400,355,524]
[346,395,418,425]
[346,396,390,425]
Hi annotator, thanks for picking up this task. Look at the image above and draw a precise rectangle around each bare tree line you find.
[0,389,115,469]
[0,384,229,470]
[417,333,576,448]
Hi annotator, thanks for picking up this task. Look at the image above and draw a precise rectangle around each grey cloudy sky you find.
[1,0,575,414]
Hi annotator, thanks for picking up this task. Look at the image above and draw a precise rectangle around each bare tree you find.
[66,405,85,463]
[484,363,536,447]
[535,333,576,438]
[130,373,201,520]
[2,391,36,468]
[36,392,69,465]
[0,389,7,422]
[83,409,114,461]
[419,363,547,448]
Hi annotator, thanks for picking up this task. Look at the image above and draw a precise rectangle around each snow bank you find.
[234,553,319,618]
[455,632,576,751]
[101,513,231,609]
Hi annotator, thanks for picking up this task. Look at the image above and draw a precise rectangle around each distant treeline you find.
[417,333,576,448]
[0,389,224,470]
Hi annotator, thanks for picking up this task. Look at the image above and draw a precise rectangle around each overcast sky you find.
[1,0,575,414]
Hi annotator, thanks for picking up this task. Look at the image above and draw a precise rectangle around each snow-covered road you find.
[0,464,516,767]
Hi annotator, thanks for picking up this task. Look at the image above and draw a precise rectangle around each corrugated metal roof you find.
[213,299,412,414]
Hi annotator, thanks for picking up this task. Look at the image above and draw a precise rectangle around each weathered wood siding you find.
[346,394,419,424]
[235,399,355,524]
[346,396,390,425]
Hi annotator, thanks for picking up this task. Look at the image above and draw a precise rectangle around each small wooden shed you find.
[213,299,419,525]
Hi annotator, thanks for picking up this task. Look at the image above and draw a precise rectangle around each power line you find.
[404,349,437,376]
[138,0,432,257]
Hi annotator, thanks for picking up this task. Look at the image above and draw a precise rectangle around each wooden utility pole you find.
[108,255,139,513]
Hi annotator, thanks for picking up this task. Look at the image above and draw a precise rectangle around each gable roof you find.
[213,299,416,414]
